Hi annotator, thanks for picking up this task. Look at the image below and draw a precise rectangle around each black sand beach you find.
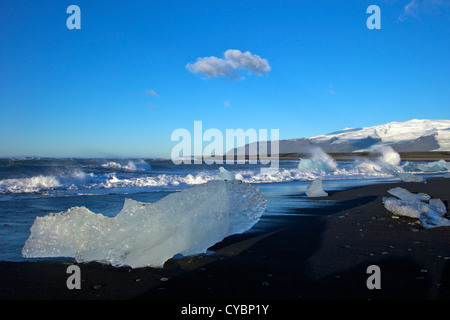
[1,177,450,305]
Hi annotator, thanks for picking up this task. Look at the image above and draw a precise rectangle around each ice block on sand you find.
[306,179,328,197]
[22,180,267,268]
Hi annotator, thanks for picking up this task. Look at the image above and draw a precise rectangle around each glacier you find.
[22,180,267,268]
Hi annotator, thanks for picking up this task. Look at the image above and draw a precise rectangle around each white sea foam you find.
[101,159,151,171]
[298,147,337,173]
[22,180,267,268]
[372,146,401,166]
[100,172,214,189]
[0,176,61,193]
[1,148,446,195]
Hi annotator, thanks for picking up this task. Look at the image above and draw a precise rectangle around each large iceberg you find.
[22,180,267,268]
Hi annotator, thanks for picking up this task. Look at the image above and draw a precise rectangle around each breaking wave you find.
[0,176,61,194]
[100,159,151,172]
[1,149,449,195]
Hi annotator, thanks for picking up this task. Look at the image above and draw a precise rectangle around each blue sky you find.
[0,0,449,158]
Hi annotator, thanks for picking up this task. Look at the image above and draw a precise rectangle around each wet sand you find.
[1,177,450,305]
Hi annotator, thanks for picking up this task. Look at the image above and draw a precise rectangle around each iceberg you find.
[22,180,267,268]
[306,179,328,197]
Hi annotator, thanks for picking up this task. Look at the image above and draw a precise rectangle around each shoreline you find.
[1,177,450,301]
[203,151,450,161]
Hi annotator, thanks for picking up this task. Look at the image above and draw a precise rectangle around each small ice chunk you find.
[420,207,450,229]
[428,199,447,216]
[382,197,426,218]
[398,172,425,183]
[383,186,448,226]
[417,160,448,172]
[387,187,430,202]
[306,179,328,197]
[216,167,236,181]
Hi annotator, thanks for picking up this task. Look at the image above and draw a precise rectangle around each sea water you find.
[0,156,447,263]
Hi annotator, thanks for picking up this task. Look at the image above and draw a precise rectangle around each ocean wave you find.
[0,166,411,194]
[0,175,61,193]
[100,172,214,189]
[1,151,447,195]
[100,159,151,172]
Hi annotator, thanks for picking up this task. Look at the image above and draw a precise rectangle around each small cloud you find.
[144,89,159,109]
[223,101,230,107]
[145,89,159,97]
[147,101,157,109]
[399,0,449,21]
[329,85,335,95]
[186,49,270,80]
[400,0,419,20]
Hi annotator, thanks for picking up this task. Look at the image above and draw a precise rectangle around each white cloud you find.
[186,49,270,80]
[400,0,448,20]
[224,49,271,75]
[223,101,230,107]
[186,56,234,78]
[329,85,335,95]
[147,101,157,109]
[144,89,159,109]
[400,0,419,20]
[145,89,159,97]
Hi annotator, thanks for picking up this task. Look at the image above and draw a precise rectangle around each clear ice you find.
[22,180,267,268]
[306,179,328,197]
[382,187,448,229]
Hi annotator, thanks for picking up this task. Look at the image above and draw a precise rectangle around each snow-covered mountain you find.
[307,119,450,152]
[233,119,450,155]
